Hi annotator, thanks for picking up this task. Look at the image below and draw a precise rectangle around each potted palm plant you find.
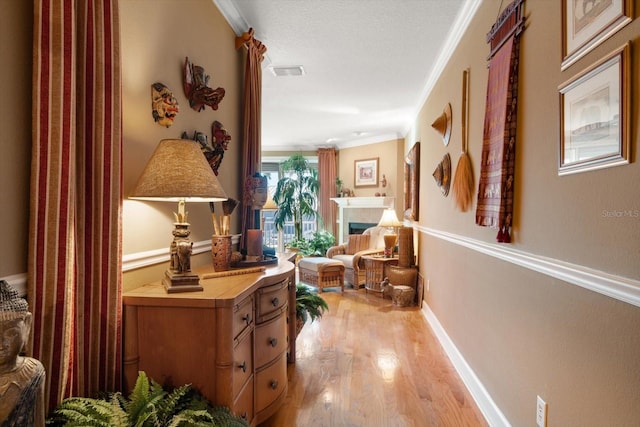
[273,154,319,245]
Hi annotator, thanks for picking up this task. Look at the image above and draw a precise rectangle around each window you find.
[261,157,318,251]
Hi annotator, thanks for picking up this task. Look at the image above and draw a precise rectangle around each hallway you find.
[261,288,487,426]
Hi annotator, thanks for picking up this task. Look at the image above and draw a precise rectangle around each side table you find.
[363,255,398,296]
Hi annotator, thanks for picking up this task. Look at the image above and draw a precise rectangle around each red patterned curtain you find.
[29,0,122,410]
[237,28,267,250]
[318,148,337,237]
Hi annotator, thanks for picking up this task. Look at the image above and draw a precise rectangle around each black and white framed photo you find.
[562,0,632,70]
[559,42,630,175]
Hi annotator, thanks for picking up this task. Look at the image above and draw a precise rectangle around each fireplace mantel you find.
[331,197,395,243]
[330,196,394,208]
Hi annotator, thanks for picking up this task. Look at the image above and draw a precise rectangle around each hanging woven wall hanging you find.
[475,0,526,243]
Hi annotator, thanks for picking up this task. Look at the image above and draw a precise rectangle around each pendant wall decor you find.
[432,153,451,196]
[208,121,231,175]
[151,82,179,127]
[183,57,226,112]
[181,122,231,176]
[431,103,452,146]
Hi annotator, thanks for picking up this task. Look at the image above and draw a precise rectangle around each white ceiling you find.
[214,0,480,151]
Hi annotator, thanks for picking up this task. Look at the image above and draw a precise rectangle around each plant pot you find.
[296,315,305,337]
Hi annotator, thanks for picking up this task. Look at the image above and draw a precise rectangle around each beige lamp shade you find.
[130,139,228,202]
[378,208,402,228]
[262,190,277,210]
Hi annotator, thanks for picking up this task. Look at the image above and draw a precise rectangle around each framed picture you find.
[404,143,420,220]
[354,158,379,187]
[558,43,629,175]
[561,0,631,70]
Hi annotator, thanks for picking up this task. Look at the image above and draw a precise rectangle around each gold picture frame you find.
[354,158,379,187]
[559,42,630,175]
[561,0,632,70]
[404,143,420,220]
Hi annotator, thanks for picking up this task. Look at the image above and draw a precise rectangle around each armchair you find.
[326,226,386,288]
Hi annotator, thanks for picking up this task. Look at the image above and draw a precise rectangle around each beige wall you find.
[337,139,404,213]
[413,1,640,425]
[0,1,33,278]
[120,0,243,290]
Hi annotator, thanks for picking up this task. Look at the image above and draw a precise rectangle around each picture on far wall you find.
[558,42,629,175]
[561,0,632,70]
[354,158,379,187]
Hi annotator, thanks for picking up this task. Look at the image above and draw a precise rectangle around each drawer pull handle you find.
[241,412,248,420]
[270,380,278,390]
[242,313,252,325]
[238,361,247,373]
[271,297,279,306]
[269,337,278,347]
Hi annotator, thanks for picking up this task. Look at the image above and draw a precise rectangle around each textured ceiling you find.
[214,0,479,151]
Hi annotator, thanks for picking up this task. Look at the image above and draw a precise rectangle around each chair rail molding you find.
[418,226,640,308]
[123,235,241,272]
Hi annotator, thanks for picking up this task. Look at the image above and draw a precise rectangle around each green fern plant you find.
[47,371,248,427]
[296,283,329,324]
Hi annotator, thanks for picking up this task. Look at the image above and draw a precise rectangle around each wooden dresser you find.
[122,257,295,426]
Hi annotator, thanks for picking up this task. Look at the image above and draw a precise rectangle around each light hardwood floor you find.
[260,287,488,427]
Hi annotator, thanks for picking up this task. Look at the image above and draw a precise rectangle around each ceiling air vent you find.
[269,65,305,77]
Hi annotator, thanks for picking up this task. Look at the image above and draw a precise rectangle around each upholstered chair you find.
[326,226,386,288]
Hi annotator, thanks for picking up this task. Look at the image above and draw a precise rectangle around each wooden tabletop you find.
[123,257,295,308]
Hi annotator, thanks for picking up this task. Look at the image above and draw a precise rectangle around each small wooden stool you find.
[392,285,415,307]
[298,257,345,292]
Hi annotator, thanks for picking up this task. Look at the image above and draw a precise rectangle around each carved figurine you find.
[151,82,179,127]
[381,277,394,299]
[183,57,225,112]
[176,240,193,273]
[169,224,191,274]
[0,280,45,426]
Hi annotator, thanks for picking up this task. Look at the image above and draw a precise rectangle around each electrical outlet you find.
[536,395,547,427]
[427,279,430,292]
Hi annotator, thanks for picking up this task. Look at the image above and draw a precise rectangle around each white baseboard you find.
[421,303,511,427]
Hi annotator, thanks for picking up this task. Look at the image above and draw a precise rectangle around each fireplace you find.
[331,196,395,243]
[348,222,377,235]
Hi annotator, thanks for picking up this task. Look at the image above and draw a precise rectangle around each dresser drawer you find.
[255,354,287,414]
[233,376,254,424]
[255,311,287,367]
[256,279,289,322]
[233,330,253,397]
[233,295,254,339]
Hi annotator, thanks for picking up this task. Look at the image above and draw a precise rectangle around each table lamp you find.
[378,208,402,258]
[130,139,228,293]
[261,191,277,230]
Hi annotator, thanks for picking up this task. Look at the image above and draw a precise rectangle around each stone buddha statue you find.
[0,280,45,426]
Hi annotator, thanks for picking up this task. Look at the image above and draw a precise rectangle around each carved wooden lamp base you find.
[383,234,398,258]
[162,270,202,293]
